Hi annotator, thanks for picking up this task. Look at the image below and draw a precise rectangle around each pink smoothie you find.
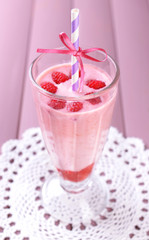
[35,63,117,182]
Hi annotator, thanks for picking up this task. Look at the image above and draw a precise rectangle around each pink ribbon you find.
[37,32,107,92]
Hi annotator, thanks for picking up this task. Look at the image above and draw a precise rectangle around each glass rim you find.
[29,51,120,101]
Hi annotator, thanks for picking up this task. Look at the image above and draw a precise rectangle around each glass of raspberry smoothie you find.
[30,50,119,224]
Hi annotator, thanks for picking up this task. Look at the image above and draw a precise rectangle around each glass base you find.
[41,172,109,225]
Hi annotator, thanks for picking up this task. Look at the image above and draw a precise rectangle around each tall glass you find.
[29,51,119,224]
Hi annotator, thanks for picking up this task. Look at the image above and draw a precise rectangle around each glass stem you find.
[60,176,92,194]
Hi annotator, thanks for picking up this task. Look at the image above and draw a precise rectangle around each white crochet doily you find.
[0,127,149,240]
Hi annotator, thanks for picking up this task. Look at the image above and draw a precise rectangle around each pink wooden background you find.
[0,0,149,149]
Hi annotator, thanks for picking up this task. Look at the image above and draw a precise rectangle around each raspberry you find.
[48,99,66,110]
[40,82,57,94]
[67,102,83,112]
[85,92,102,105]
[52,71,69,84]
[57,163,94,182]
[86,80,106,89]
[88,97,102,105]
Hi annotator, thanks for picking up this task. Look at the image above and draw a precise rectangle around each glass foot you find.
[41,172,109,225]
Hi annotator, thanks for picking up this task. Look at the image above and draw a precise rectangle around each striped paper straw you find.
[71,8,79,91]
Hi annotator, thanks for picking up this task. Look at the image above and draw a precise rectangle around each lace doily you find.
[0,127,149,240]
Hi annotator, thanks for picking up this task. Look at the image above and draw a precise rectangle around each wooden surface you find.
[0,0,149,148]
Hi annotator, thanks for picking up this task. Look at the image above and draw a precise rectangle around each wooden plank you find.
[72,0,125,133]
[111,0,149,146]
[0,0,33,148]
[19,0,72,137]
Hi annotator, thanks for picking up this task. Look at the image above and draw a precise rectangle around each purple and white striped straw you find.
[71,8,80,91]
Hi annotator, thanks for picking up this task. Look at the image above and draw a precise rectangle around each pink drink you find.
[33,63,117,182]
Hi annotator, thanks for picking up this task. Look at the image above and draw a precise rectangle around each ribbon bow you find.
[37,32,107,92]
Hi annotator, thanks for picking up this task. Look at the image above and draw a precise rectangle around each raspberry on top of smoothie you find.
[37,63,110,112]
